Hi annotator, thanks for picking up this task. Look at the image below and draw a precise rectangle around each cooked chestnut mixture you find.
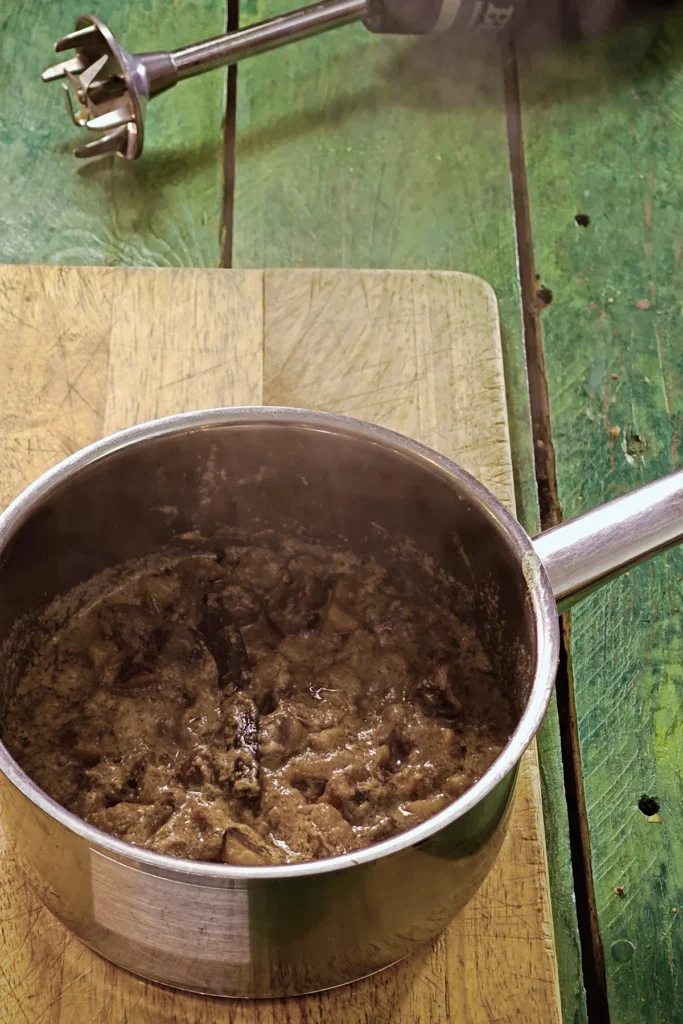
[3,534,514,866]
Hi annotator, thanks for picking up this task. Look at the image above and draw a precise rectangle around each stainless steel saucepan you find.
[0,408,681,998]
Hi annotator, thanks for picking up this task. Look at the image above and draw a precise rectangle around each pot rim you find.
[0,407,559,880]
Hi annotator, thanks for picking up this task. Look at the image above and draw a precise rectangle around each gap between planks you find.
[221,0,240,269]
[502,43,609,1024]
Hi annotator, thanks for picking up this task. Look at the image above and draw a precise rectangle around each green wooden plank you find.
[0,0,226,267]
[521,12,683,1021]
[233,11,585,1022]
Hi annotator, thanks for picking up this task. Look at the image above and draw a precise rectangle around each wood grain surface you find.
[0,264,560,1023]
[520,13,683,1021]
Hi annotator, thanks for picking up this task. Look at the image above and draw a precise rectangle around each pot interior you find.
[0,417,537,763]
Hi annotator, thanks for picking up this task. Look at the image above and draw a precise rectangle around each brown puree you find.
[3,534,515,866]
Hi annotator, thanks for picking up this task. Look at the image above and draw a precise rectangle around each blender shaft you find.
[172,0,369,79]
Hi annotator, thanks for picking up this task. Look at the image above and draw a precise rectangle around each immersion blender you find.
[43,0,676,159]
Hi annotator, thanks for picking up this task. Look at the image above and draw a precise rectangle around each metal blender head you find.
[43,2,369,160]
[42,16,154,159]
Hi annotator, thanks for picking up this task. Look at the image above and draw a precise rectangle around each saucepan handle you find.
[532,469,683,612]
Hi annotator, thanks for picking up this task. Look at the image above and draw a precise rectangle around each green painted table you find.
[6,2,683,1020]
[520,11,683,1022]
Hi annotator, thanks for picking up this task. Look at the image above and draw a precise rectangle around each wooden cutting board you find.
[0,265,561,1024]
